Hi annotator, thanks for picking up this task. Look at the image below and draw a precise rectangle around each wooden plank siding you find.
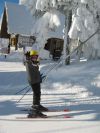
[44,38,64,59]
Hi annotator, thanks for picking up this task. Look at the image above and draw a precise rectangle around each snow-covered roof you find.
[5,2,35,35]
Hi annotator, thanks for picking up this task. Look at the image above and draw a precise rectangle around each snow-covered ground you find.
[0,50,100,133]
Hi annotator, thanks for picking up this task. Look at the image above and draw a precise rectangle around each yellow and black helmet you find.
[30,50,38,56]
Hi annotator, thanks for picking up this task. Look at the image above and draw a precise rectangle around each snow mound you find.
[7,50,24,62]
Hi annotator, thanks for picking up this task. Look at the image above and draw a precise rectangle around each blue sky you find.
[0,0,19,18]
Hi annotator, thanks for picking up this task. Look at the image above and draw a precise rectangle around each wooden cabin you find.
[0,2,35,52]
[45,38,63,60]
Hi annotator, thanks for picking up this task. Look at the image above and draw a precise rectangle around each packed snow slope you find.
[0,50,100,133]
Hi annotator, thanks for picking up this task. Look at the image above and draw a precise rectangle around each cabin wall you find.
[45,38,63,57]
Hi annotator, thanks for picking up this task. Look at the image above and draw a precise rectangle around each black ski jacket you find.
[25,60,41,85]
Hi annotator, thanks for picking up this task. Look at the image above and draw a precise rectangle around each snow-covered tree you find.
[35,0,79,64]
[19,0,100,62]
[19,0,79,64]
[31,9,62,49]
[68,0,100,60]
[19,0,65,60]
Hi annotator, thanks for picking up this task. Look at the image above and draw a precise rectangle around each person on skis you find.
[25,48,48,118]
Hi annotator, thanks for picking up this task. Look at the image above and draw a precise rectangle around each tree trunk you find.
[65,10,72,65]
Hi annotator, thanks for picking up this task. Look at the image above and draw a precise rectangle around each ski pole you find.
[17,28,100,102]
[17,87,31,103]
[45,60,61,75]
[14,85,30,95]
[16,63,57,101]
[42,59,62,82]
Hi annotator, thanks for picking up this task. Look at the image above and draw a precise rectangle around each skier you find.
[25,49,48,118]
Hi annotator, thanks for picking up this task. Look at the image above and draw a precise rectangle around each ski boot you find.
[28,107,47,118]
[32,104,48,112]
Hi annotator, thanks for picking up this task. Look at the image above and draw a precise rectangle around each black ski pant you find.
[30,83,41,105]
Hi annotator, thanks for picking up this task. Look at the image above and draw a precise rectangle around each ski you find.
[20,108,70,112]
[16,114,72,120]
